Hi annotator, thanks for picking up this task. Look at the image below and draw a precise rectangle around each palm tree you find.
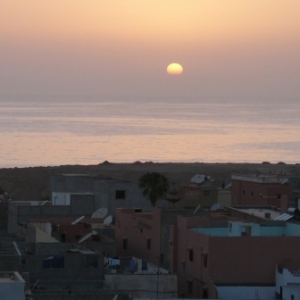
[139,172,169,207]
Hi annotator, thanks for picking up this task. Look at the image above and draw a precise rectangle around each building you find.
[173,183,218,209]
[174,215,300,299]
[231,174,293,209]
[0,272,25,300]
[115,208,208,271]
[8,200,95,234]
[276,264,300,300]
[51,173,153,214]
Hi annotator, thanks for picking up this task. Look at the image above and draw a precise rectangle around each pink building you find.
[116,207,300,299]
[174,216,300,299]
[231,174,292,209]
[115,207,209,271]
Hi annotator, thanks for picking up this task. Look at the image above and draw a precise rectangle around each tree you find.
[139,172,169,207]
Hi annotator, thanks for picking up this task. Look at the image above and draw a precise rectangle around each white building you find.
[0,272,25,300]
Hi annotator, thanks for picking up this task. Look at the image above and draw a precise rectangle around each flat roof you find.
[233,207,281,220]
[0,272,24,283]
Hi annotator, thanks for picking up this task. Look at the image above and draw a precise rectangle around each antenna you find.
[71,216,85,225]
[103,215,113,226]
[78,232,93,243]
[91,207,108,219]
[193,204,201,215]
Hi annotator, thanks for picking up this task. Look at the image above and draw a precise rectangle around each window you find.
[116,190,126,200]
[123,238,128,250]
[202,254,208,268]
[188,248,193,261]
[242,226,252,236]
[203,288,208,299]
[251,191,253,196]
[160,253,164,265]
[187,280,193,295]
[242,190,245,195]
[277,194,281,199]
[147,238,151,250]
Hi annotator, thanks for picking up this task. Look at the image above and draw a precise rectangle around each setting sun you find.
[167,63,183,75]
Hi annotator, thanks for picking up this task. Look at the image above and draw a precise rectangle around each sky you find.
[1,0,300,101]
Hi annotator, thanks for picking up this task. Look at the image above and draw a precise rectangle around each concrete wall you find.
[217,189,231,207]
[105,274,177,298]
[52,174,153,214]
[51,174,93,193]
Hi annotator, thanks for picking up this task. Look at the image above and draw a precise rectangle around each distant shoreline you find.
[0,162,299,201]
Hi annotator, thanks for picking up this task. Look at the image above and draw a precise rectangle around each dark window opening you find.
[203,288,208,299]
[147,238,151,250]
[61,234,66,242]
[160,253,164,265]
[277,194,281,199]
[116,190,126,200]
[75,235,81,240]
[242,190,245,195]
[251,191,253,196]
[188,249,193,261]
[123,238,128,250]
[203,254,208,268]
[188,280,193,295]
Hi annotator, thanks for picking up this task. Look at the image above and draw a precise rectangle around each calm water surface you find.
[0,96,299,167]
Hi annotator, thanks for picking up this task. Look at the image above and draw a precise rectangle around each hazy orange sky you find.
[1,0,300,100]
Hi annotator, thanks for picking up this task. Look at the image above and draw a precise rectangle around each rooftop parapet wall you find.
[232,174,288,184]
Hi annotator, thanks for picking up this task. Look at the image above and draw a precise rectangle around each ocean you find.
[0,96,299,168]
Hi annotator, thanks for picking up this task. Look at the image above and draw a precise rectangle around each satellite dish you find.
[210,203,221,211]
[91,207,108,219]
[193,204,201,215]
[71,216,85,225]
[78,232,93,243]
[191,174,207,184]
[103,215,113,226]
